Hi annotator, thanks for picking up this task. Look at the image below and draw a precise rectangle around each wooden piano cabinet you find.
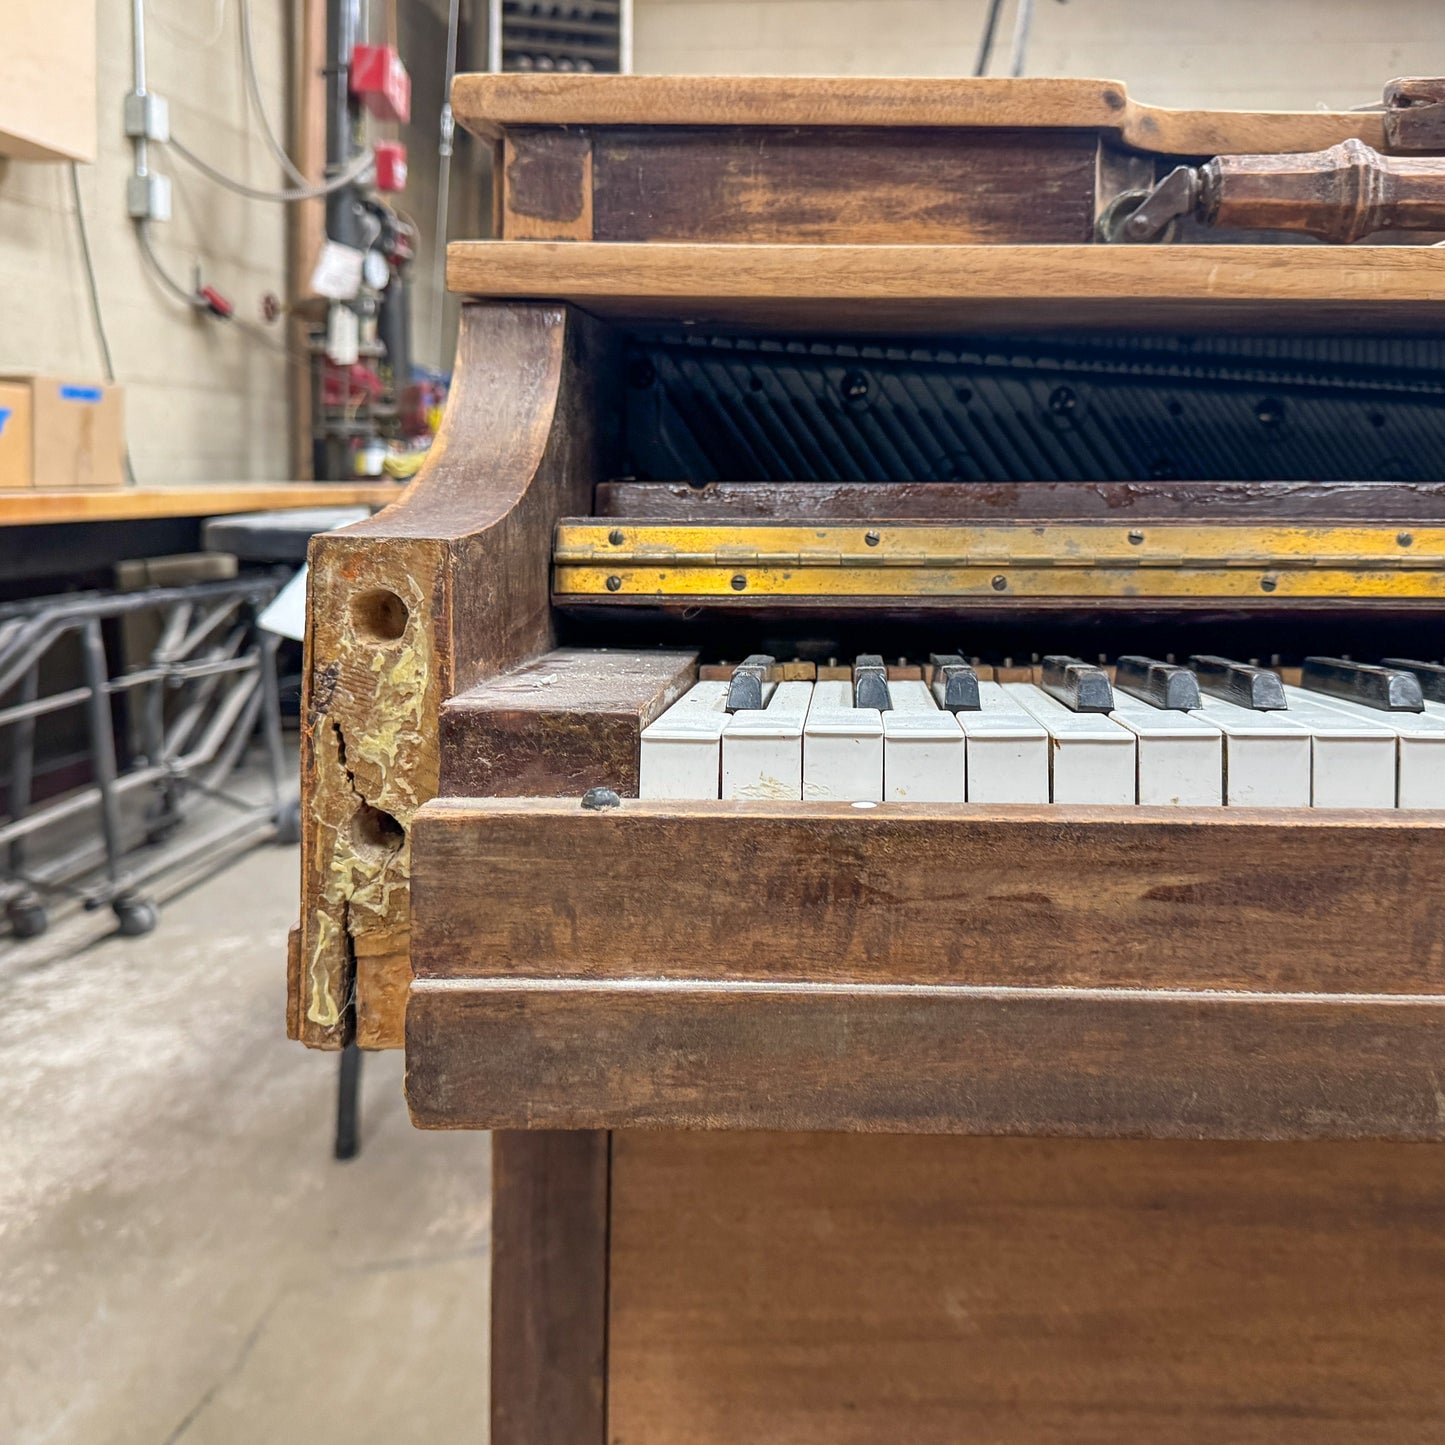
[602,1131,1445,1445]
[406,799,1445,1141]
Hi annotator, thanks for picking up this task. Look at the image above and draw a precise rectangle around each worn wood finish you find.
[596,479,1445,522]
[488,1130,610,1445]
[446,242,1445,334]
[406,979,1445,1138]
[588,127,1102,244]
[607,1132,1445,1444]
[293,301,615,1048]
[410,799,1445,995]
[452,74,1392,157]
[440,647,696,798]
[503,129,594,240]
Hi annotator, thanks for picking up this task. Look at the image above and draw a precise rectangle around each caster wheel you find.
[113,897,159,937]
[6,898,48,940]
[274,795,302,846]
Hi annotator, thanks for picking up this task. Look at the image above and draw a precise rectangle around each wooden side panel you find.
[489,1130,610,1445]
[607,1132,1445,1445]
[589,128,1099,244]
[405,980,1445,1139]
[409,800,1445,995]
[293,302,617,1050]
[440,647,697,798]
[595,479,1445,522]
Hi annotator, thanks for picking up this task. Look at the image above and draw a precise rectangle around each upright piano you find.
[290,74,1445,1443]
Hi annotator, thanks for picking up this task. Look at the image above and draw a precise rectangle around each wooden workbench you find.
[0,482,401,527]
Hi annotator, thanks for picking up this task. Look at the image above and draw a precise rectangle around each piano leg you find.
[491,1130,610,1445]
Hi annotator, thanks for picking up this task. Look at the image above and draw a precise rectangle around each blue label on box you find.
[59,385,103,403]
[0,408,10,435]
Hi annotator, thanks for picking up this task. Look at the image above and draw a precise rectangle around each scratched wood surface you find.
[583,127,1102,244]
[404,978,1445,1139]
[446,242,1445,334]
[440,647,696,798]
[409,799,1445,995]
[596,479,1445,522]
[606,1131,1445,1445]
[452,73,1395,157]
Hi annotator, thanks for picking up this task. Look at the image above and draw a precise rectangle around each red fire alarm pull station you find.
[350,44,411,124]
[373,141,408,193]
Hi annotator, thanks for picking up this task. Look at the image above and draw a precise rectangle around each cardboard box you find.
[0,382,34,489]
[0,375,126,488]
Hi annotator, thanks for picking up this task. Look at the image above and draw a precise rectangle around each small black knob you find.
[581,787,622,810]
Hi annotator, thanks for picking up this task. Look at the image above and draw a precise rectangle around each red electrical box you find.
[350,44,411,123]
[373,141,408,193]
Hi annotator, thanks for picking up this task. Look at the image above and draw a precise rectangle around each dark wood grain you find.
[410,799,1445,996]
[607,1131,1445,1444]
[589,128,1100,244]
[596,479,1445,522]
[406,978,1445,1139]
[486,1130,610,1445]
[440,647,696,798]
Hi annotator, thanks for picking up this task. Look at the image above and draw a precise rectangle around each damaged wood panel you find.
[589,128,1099,244]
[606,1132,1445,1444]
[293,301,617,1050]
[595,480,1445,522]
[503,129,594,240]
[406,978,1445,1138]
[440,647,697,798]
[409,799,1445,996]
[488,1130,611,1445]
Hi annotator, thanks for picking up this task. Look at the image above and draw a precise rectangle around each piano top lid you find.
[450,73,1393,157]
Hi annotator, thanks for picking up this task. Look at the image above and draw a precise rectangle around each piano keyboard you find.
[639,655,1445,808]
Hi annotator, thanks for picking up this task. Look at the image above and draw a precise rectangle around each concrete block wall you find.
[633,0,1445,112]
[0,1,292,484]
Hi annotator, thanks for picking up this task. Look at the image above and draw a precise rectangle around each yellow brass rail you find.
[553,522,1445,600]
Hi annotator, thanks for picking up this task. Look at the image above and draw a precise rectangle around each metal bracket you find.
[1098,165,1201,244]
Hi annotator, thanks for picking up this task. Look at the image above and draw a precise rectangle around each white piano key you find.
[957,682,1049,804]
[804,678,883,801]
[1188,696,1312,807]
[639,680,729,799]
[1003,683,1136,805]
[1284,684,1445,808]
[882,679,964,802]
[1108,691,1223,806]
[1279,685,1398,808]
[722,680,812,800]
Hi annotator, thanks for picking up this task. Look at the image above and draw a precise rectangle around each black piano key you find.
[1301,656,1424,712]
[1381,658,1445,704]
[1189,655,1287,710]
[853,654,891,711]
[1041,655,1114,713]
[725,653,775,712]
[928,653,981,712]
[1114,655,1201,711]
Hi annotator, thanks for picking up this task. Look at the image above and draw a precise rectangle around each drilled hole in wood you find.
[351,588,408,641]
[349,801,405,854]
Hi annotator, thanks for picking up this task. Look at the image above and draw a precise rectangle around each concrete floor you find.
[0,842,491,1445]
